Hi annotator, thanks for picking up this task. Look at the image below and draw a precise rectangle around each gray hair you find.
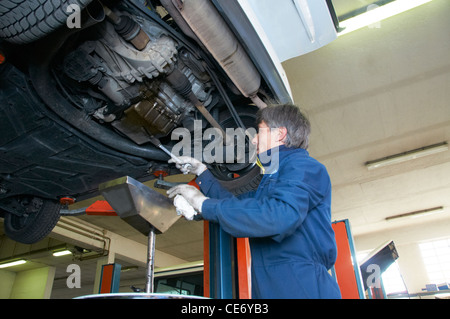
[256,104,311,149]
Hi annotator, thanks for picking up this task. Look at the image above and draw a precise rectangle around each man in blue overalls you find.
[167,104,341,299]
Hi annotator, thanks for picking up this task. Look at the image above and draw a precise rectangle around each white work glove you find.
[168,156,207,176]
[167,184,208,213]
[173,195,197,220]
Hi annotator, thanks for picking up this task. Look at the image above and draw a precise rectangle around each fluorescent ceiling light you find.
[365,142,448,170]
[0,259,27,269]
[53,250,72,257]
[386,206,444,221]
[338,0,433,36]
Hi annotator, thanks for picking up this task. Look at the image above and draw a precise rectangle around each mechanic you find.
[167,103,341,299]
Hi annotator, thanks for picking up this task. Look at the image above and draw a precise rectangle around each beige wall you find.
[0,269,16,298]
[0,266,55,299]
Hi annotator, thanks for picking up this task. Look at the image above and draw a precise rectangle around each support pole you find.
[145,226,156,293]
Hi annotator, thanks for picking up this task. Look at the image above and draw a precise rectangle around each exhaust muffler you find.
[162,0,266,108]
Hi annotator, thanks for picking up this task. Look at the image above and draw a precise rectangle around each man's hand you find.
[173,195,197,220]
[167,184,208,213]
[168,156,207,176]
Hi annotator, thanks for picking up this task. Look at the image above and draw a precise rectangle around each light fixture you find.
[53,249,72,257]
[338,0,433,36]
[365,142,448,170]
[386,206,444,221]
[0,259,27,269]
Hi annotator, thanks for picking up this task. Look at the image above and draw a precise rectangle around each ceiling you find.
[0,0,449,298]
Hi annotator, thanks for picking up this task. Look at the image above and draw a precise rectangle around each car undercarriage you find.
[0,0,291,243]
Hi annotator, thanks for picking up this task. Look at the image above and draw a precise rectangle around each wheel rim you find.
[8,213,38,231]
[209,109,257,181]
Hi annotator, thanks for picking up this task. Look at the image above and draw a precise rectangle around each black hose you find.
[29,65,167,161]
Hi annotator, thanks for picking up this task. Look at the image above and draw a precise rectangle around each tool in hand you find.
[146,134,192,173]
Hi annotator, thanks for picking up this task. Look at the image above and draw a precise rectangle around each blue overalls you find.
[197,145,341,299]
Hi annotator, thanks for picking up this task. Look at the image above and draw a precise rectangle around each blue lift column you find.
[203,221,252,299]
[207,222,234,299]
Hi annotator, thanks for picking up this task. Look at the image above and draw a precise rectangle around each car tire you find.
[209,105,262,196]
[3,198,61,244]
[0,0,92,44]
[218,164,261,196]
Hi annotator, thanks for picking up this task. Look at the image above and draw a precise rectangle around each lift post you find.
[145,227,156,293]
[203,221,252,299]
[99,263,122,294]
[331,219,365,299]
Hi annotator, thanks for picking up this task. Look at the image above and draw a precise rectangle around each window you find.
[381,262,407,294]
[419,238,450,285]
[154,272,203,296]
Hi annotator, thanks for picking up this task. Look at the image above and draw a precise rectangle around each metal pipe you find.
[56,217,111,257]
[60,208,87,216]
[104,4,150,51]
[171,0,262,100]
[165,67,231,144]
[145,227,156,293]
[159,0,206,50]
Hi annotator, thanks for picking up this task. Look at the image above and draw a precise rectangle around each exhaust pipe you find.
[164,0,267,108]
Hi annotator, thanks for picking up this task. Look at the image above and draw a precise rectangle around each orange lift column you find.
[98,263,122,294]
[236,237,252,299]
[332,219,365,299]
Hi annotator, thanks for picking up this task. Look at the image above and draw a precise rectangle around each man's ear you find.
[278,127,288,143]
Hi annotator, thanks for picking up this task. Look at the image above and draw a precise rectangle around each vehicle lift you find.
[72,172,368,299]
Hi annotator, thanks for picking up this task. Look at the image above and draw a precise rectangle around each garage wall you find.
[2,266,56,299]
[0,269,15,298]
